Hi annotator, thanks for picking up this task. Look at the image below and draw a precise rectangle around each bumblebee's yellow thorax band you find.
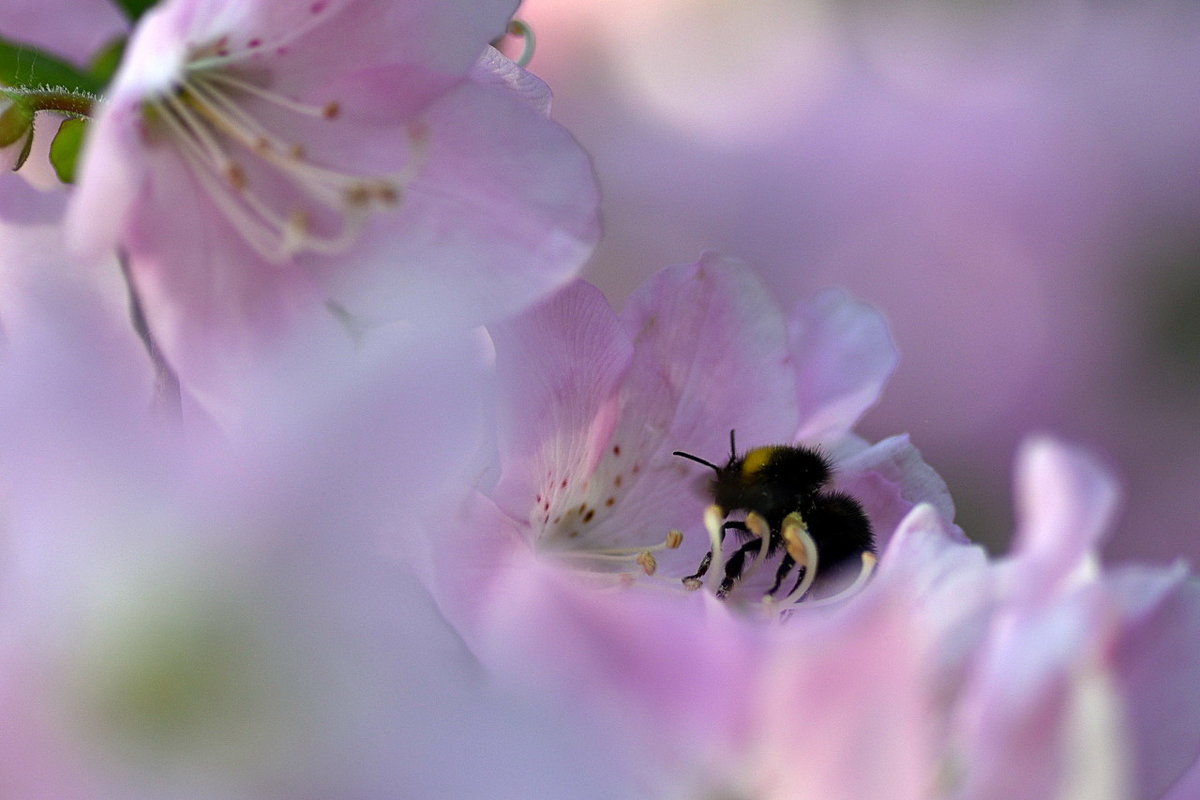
[741,447,777,477]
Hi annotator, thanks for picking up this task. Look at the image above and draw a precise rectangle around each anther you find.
[781,511,811,567]
[376,184,399,205]
[636,552,657,576]
[225,163,246,189]
[780,512,819,605]
[739,511,774,582]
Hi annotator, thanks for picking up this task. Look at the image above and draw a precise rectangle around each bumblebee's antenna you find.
[728,429,737,460]
[672,450,720,472]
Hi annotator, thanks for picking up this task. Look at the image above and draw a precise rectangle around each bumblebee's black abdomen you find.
[805,490,875,573]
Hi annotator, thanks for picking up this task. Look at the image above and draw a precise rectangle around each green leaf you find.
[0,36,102,94]
[110,0,160,22]
[89,36,128,87]
[49,117,87,184]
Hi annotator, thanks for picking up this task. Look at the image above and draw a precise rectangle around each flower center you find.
[146,53,424,262]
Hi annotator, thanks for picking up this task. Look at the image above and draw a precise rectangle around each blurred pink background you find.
[508,0,1200,563]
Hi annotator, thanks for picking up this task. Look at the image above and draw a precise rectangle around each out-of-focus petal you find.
[1014,436,1120,604]
[872,503,991,692]
[955,591,1132,800]
[0,0,127,65]
[752,597,939,800]
[791,288,898,443]
[1106,566,1200,799]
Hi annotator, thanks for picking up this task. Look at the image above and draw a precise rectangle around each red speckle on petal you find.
[605,497,615,507]
[614,474,623,487]
[560,479,568,488]
[632,464,641,474]
[248,38,262,48]
[613,445,622,456]
[311,0,328,13]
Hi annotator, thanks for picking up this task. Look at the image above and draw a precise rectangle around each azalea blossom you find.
[0,245,638,799]
[62,0,599,414]
[413,254,955,733]
[408,253,1200,797]
[715,438,1200,800]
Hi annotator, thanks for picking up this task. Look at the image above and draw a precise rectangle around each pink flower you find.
[414,253,954,736]
[409,252,1200,796]
[0,248,634,799]
[658,441,1200,799]
[948,438,1200,800]
[66,0,600,412]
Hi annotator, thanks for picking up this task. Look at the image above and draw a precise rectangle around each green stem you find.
[9,87,97,118]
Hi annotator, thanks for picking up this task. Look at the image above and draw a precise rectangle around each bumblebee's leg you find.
[766,553,796,596]
[716,538,764,598]
[682,521,748,588]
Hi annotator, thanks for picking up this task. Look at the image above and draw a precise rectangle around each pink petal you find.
[469,540,758,765]
[956,591,1131,800]
[0,0,126,65]
[621,253,800,466]
[65,99,147,263]
[265,0,518,107]
[1106,567,1200,799]
[753,598,939,800]
[316,78,600,329]
[488,279,632,524]
[470,47,554,115]
[791,288,898,442]
[872,504,993,705]
[115,147,334,421]
[1013,436,1120,603]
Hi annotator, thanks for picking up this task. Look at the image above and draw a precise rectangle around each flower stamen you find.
[553,530,684,577]
[144,55,425,262]
[202,70,340,119]
[799,552,878,609]
[736,511,773,583]
[703,504,727,593]
[778,511,819,605]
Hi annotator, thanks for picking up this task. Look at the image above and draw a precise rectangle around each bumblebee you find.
[673,430,875,601]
